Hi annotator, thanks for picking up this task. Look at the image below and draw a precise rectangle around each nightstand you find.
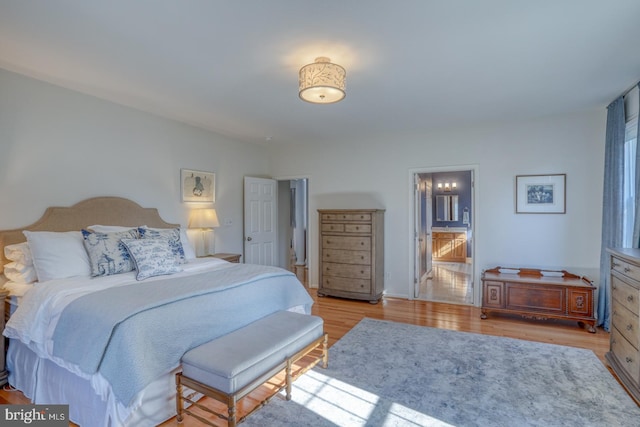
[208,253,242,263]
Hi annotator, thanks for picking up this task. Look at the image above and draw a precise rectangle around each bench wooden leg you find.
[228,395,237,427]
[322,333,329,368]
[175,373,184,423]
[285,358,293,400]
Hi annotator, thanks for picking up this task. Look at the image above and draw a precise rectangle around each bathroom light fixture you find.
[444,183,451,192]
[299,57,346,104]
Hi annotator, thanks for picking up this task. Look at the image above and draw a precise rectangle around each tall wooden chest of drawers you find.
[318,209,384,303]
[606,248,640,404]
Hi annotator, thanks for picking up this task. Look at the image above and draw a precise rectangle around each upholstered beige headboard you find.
[0,197,178,272]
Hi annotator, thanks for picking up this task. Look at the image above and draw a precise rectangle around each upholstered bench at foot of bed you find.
[175,310,328,426]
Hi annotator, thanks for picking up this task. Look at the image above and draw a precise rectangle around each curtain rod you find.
[622,80,640,98]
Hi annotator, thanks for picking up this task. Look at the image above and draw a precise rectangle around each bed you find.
[0,197,313,426]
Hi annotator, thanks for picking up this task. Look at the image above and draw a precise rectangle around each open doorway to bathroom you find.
[276,178,308,286]
[412,168,475,305]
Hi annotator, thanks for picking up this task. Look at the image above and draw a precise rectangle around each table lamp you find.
[188,208,220,256]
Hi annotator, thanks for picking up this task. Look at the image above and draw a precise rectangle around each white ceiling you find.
[1,1,639,145]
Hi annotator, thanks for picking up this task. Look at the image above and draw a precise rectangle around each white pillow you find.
[4,242,33,265]
[2,281,34,297]
[23,230,91,282]
[3,261,37,283]
[180,228,196,260]
[121,238,182,280]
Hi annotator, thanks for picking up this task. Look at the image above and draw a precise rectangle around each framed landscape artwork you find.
[181,169,215,203]
[516,174,566,214]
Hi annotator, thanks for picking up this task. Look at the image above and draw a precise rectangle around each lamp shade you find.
[299,57,346,104]
[188,208,220,229]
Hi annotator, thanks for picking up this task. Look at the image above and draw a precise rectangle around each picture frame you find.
[515,174,566,214]
[181,169,215,203]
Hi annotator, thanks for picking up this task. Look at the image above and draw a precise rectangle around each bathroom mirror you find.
[436,195,458,221]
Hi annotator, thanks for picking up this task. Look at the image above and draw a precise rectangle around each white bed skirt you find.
[7,339,181,426]
[6,304,308,426]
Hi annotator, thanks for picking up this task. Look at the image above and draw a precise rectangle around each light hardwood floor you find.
[417,261,474,304]
[0,288,615,426]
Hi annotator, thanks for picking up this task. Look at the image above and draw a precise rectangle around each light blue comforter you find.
[52,264,313,405]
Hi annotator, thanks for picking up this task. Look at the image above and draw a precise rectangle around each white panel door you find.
[244,177,277,265]
[414,174,433,298]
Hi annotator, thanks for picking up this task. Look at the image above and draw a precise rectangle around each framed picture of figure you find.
[181,169,215,203]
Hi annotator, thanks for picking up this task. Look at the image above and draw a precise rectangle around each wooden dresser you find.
[606,248,640,404]
[481,267,596,332]
[318,209,384,303]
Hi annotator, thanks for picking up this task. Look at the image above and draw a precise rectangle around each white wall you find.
[269,110,606,299]
[0,68,269,256]
[0,67,608,301]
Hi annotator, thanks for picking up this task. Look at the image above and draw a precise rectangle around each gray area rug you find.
[244,318,640,426]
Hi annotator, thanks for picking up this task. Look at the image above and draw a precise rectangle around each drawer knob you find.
[627,324,633,331]
[626,356,633,364]
[326,254,330,257]
[628,295,635,303]
[355,226,360,230]
[625,267,631,273]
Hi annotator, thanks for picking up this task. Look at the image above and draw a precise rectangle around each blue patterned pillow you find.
[137,226,187,264]
[120,238,183,280]
[81,229,139,277]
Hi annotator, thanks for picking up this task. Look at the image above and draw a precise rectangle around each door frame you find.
[408,165,480,305]
[274,174,312,285]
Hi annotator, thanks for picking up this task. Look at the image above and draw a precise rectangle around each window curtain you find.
[598,96,625,331]
[632,83,640,247]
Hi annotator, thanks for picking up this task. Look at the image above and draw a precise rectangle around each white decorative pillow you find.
[2,281,34,297]
[81,229,139,277]
[3,262,37,283]
[138,226,187,264]
[23,231,91,282]
[179,228,196,260]
[120,238,183,281]
[4,242,33,265]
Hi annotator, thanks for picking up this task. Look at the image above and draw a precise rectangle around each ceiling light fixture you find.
[299,57,346,104]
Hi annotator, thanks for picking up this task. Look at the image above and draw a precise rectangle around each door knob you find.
[247,237,252,241]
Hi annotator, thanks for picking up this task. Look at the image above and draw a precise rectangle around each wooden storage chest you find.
[480,267,596,333]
